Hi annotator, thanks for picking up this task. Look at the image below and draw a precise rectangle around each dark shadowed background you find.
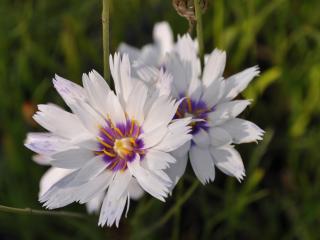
[0,0,319,239]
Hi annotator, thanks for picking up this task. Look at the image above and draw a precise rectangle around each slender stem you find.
[102,0,110,83]
[139,180,200,238]
[0,204,85,218]
[194,0,205,68]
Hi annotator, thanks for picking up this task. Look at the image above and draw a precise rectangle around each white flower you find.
[163,35,264,185]
[25,53,192,227]
[119,21,174,68]
[120,29,264,185]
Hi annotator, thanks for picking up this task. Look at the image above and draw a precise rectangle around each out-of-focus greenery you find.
[0,0,319,239]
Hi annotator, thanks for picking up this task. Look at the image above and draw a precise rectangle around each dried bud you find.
[172,0,208,22]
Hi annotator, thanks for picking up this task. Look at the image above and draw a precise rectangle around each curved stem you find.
[102,0,110,83]
[194,0,205,68]
[0,204,85,218]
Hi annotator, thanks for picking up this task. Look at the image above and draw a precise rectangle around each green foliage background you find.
[0,0,319,239]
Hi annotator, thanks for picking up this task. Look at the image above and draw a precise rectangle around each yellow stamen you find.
[100,127,114,141]
[97,137,113,148]
[114,127,124,137]
[103,149,116,157]
[186,98,192,112]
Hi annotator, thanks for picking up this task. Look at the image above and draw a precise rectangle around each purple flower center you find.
[96,119,145,172]
[175,96,213,135]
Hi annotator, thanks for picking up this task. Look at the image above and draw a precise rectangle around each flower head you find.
[120,25,264,185]
[25,53,191,227]
[163,35,264,184]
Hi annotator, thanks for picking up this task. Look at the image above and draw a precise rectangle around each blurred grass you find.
[0,0,320,239]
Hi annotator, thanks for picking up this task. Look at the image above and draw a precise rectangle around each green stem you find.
[0,204,85,218]
[194,0,205,68]
[102,0,110,83]
[139,180,200,238]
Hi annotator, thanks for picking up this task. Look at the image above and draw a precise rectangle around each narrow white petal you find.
[220,118,264,144]
[142,149,176,171]
[208,127,232,146]
[98,190,128,227]
[69,100,105,136]
[153,21,174,56]
[82,71,110,116]
[68,156,108,186]
[189,146,215,184]
[53,75,87,106]
[202,49,226,87]
[207,100,251,127]
[107,171,132,201]
[106,91,126,125]
[127,155,169,202]
[126,81,148,124]
[154,118,192,152]
[50,148,94,169]
[210,145,245,181]
[33,104,90,139]
[192,128,210,148]
[222,66,260,101]
[77,171,113,203]
[202,78,225,108]
[86,191,105,214]
[25,133,69,155]
[39,168,73,197]
[140,125,167,149]
[127,178,145,200]
[165,154,188,189]
[118,43,141,61]
[143,96,177,133]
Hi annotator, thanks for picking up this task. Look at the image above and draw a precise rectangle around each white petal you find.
[127,155,169,202]
[143,96,177,133]
[127,179,144,200]
[99,191,128,227]
[82,71,110,116]
[39,167,73,197]
[142,149,176,171]
[165,154,188,189]
[202,49,226,87]
[75,172,113,204]
[32,154,51,165]
[220,118,264,144]
[126,81,148,124]
[154,118,192,152]
[170,140,191,158]
[25,133,69,155]
[86,191,105,214]
[106,91,126,125]
[210,145,245,181]
[207,100,251,127]
[189,146,215,184]
[118,43,141,62]
[69,100,105,136]
[53,75,87,106]
[110,53,133,104]
[222,66,260,101]
[208,127,232,146]
[192,128,210,148]
[164,53,190,94]
[33,104,90,139]
[68,156,108,186]
[140,125,167,149]
[50,148,94,169]
[202,78,225,108]
[107,171,132,201]
[153,21,174,57]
